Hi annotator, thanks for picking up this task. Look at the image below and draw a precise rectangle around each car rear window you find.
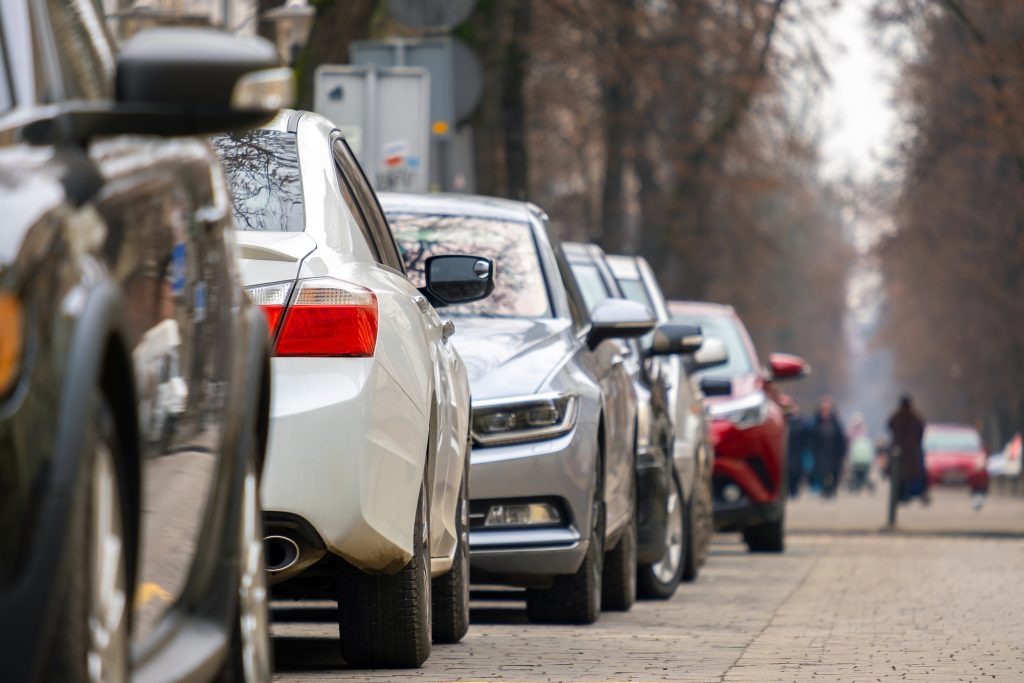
[924,428,982,452]
[210,130,304,232]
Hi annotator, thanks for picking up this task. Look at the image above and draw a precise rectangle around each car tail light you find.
[246,282,293,339]
[245,278,378,357]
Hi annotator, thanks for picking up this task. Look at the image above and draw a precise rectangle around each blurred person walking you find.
[808,397,848,498]
[888,395,929,504]
[786,402,808,497]
[847,412,875,494]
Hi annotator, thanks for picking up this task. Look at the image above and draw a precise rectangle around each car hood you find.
[450,317,575,401]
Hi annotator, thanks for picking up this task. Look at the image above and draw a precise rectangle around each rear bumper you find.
[260,357,427,574]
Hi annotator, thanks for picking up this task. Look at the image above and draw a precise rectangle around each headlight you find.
[0,293,24,395]
[472,393,578,447]
[708,390,769,430]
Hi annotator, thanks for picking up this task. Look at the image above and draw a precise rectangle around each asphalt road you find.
[271,488,1024,682]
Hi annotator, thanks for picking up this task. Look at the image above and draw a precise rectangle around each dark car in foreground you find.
[0,3,288,681]
[669,301,808,552]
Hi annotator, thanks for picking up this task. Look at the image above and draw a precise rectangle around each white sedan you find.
[212,110,493,667]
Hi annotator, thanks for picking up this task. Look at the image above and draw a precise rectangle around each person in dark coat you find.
[786,403,807,498]
[888,394,928,503]
[807,396,848,498]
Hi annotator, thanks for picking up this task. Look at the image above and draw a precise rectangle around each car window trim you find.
[330,135,407,275]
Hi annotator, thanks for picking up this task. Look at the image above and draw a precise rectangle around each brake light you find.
[247,278,378,357]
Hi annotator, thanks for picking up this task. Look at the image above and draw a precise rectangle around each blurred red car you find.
[669,302,808,553]
[924,424,989,493]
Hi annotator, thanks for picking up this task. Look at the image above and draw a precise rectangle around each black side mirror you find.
[700,377,733,397]
[586,299,656,350]
[25,28,290,145]
[424,255,495,306]
[649,323,703,356]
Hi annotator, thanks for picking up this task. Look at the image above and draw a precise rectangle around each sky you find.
[819,0,900,181]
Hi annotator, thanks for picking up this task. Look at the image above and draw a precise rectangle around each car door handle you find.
[413,295,430,313]
[442,319,456,341]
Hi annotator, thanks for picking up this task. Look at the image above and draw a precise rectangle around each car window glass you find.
[674,314,754,379]
[45,0,114,100]
[332,139,404,272]
[570,262,611,312]
[924,429,982,452]
[210,130,306,232]
[551,244,588,332]
[389,213,552,318]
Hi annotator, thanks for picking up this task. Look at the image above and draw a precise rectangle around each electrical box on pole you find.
[314,64,431,193]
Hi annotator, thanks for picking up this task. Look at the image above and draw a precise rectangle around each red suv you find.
[669,302,808,552]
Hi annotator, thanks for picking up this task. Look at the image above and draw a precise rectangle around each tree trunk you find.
[295,0,379,111]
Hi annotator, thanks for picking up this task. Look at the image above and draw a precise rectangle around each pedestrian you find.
[786,402,807,497]
[807,396,848,498]
[888,394,928,503]
[847,412,875,494]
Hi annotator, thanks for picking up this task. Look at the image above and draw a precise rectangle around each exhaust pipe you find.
[264,535,300,573]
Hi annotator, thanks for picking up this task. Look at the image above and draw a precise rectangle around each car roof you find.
[668,300,736,319]
[562,241,606,262]
[378,192,535,224]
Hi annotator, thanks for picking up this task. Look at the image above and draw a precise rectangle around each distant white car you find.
[212,111,494,667]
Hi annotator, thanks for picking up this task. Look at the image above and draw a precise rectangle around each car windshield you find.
[673,313,754,378]
[925,429,982,452]
[210,130,305,232]
[388,213,551,318]
[570,262,611,312]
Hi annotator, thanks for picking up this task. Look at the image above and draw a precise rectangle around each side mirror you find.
[692,337,729,371]
[768,353,810,382]
[586,299,656,350]
[423,255,495,306]
[650,323,703,356]
[26,28,290,144]
[700,377,733,397]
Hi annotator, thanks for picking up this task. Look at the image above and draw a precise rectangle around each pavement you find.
[271,486,1024,682]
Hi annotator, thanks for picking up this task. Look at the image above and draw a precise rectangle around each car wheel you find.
[743,505,785,553]
[431,464,470,644]
[337,481,432,668]
[219,432,272,683]
[601,468,637,611]
[682,467,713,582]
[525,482,604,625]
[637,473,685,600]
[47,395,130,683]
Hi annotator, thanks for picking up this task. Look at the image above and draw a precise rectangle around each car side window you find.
[332,138,406,273]
[43,0,114,101]
[552,242,589,334]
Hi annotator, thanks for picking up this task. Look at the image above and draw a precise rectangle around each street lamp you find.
[262,0,315,66]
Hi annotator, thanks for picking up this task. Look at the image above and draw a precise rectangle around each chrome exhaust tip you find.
[264,535,300,573]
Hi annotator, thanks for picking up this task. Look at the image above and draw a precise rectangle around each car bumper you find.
[260,357,427,576]
[467,427,597,585]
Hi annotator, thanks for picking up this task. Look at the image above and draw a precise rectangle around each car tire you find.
[46,394,130,683]
[637,473,685,600]
[431,465,470,644]
[337,481,432,668]
[682,467,713,582]
[218,429,272,683]
[743,507,785,553]
[526,485,604,625]
[601,468,637,612]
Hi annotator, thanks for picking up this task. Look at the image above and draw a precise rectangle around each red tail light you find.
[245,278,378,357]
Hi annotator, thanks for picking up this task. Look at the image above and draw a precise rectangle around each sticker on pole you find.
[378,140,418,192]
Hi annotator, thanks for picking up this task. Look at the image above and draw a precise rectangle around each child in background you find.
[848,413,875,494]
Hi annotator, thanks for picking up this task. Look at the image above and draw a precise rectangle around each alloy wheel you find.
[650,486,684,584]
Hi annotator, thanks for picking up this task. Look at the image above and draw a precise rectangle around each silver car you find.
[382,193,654,624]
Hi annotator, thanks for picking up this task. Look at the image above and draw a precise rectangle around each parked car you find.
[668,302,808,552]
[604,254,724,592]
[382,193,653,624]
[0,5,289,682]
[924,424,989,493]
[212,111,492,667]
